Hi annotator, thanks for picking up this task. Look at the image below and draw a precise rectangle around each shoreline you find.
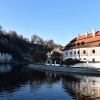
[0,61,34,64]
[28,64,100,76]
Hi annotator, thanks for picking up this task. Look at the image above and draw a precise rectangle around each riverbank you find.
[28,64,100,75]
[0,61,34,64]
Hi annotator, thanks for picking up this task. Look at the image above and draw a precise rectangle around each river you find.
[0,64,100,100]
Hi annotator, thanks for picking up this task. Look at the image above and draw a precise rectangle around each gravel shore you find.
[28,64,100,75]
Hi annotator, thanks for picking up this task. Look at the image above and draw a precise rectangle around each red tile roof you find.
[64,31,100,50]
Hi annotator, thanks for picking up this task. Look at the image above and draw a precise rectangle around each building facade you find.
[63,29,100,62]
[46,47,63,65]
[0,53,12,61]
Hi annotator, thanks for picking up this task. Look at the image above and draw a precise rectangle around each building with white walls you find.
[46,47,63,65]
[0,53,12,61]
[63,29,100,62]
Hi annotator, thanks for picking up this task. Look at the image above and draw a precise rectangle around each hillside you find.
[0,25,63,62]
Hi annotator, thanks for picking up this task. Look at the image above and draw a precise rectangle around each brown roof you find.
[51,47,62,54]
[64,31,100,50]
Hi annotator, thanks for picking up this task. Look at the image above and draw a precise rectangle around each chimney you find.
[86,32,88,37]
[77,34,80,39]
[92,28,96,37]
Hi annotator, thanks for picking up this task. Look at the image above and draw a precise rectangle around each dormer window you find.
[73,43,76,46]
[82,41,85,45]
[77,42,80,46]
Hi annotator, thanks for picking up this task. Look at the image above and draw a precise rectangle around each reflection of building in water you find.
[62,75,100,99]
[0,64,12,73]
[30,71,60,89]
[46,72,57,78]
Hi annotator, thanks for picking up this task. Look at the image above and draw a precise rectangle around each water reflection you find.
[0,65,60,95]
[0,64,29,94]
[0,64,100,100]
[0,64,12,73]
[62,74,100,100]
[30,71,60,90]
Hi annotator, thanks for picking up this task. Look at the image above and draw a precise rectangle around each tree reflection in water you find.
[0,65,60,95]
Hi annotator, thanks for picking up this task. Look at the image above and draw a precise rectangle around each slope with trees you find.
[0,25,63,63]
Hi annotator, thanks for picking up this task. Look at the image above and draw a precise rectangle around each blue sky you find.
[0,0,100,46]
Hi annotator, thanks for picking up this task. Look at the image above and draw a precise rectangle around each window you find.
[82,41,85,45]
[73,43,76,46]
[66,52,67,55]
[70,52,72,55]
[83,50,86,54]
[78,51,79,54]
[74,51,76,54]
[92,50,95,54]
[77,42,80,46]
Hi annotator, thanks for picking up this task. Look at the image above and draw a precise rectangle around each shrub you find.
[64,58,80,65]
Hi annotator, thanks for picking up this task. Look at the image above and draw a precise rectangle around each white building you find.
[46,47,63,66]
[0,53,12,61]
[63,29,100,62]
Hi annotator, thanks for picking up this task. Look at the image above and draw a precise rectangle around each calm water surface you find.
[0,64,100,100]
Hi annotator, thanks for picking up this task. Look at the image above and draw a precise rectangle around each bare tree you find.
[0,25,3,31]
[9,31,18,39]
[31,34,44,44]
[31,34,38,43]
[46,39,56,49]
